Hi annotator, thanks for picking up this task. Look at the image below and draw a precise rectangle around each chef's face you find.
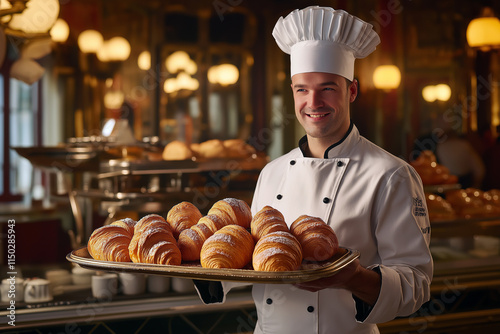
[291,72,357,145]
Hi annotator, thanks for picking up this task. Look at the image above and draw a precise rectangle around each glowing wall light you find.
[373,65,401,90]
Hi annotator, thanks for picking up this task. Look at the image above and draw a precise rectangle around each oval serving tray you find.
[67,246,359,284]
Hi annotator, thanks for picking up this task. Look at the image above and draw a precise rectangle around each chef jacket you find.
[196,123,433,334]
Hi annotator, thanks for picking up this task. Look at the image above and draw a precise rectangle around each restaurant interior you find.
[1,0,500,332]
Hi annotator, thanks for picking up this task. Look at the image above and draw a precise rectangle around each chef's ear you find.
[349,79,358,103]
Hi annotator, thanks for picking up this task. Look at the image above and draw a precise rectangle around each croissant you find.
[135,214,172,234]
[252,231,303,271]
[290,215,339,261]
[166,202,203,238]
[198,214,230,233]
[128,226,181,265]
[251,206,289,242]
[207,198,252,229]
[200,225,254,269]
[109,217,137,235]
[88,219,136,262]
[178,223,214,261]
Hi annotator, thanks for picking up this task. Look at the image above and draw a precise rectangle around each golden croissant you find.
[251,206,289,242]
[88,218,136,262]
[200,225,254,269]
[178,222,214,261]
[252,231,303,271]
[207,198,252,229]
[290,215,339,261]
[166,202,203,239]
[129,226,181,265]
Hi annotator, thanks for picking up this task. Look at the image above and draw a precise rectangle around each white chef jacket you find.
[196,123,433,334]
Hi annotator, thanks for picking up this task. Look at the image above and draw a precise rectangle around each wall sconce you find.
[77,29,103,53]
[373,65,401,90]
[49,18,69,43]
[163,72,199,94]
[96,36,130,62]
[208,63,239,86]
[422,84,451,102]
[137,50,150,70]
[466,7,500,51]
[165,50,197,75]
[0,0,59,36]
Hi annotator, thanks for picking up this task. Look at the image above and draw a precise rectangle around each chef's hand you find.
[293,259,381,306]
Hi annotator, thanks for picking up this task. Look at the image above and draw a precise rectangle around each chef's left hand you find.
[294,259,381,306]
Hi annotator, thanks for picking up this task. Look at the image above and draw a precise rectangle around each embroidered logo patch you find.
[413,196,427,217]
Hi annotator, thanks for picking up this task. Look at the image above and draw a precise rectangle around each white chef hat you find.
[272,6,381,80]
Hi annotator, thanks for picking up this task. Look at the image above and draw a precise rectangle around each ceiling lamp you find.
[105,36,130,61]
[49,18,69,43]
[78,29,103,53]
[0,0,59,34]
[373,65,401,90]
[422,84,451,102]
[137,50,150,70]
[208,63,239,86]
[165,50,197,74]
[466,7,500,50]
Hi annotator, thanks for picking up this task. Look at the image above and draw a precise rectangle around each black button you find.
[323,197,330,204]
[290,160,296,165]
[266,298,273,305]
[337,161,344,167]
[277,194,283,200]
[307,306,314,313]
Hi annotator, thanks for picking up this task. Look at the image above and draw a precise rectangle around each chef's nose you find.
[308,91,324,109]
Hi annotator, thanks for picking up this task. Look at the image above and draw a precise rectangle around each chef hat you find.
[272,6,381,80]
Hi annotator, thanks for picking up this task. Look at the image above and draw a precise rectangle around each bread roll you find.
[135,214,172,234]
[200,225,254,269]
[208,198,252,229]
[198,139,226,159]
[290,215,338,261]
[178,223,214,261]
[162,140,193,161]
[251,206,289,242]
[88,219,136,262]
[166,202,203,238]
[252,231,303,271]
[128,226,181,265]
[223,139,256,159]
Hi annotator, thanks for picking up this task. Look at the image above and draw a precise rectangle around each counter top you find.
[0,288,254,330]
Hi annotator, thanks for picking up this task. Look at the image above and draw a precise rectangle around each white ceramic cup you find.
[24,278,52,303]
[171,278,195,293]
[72,266,95,286]
[119,273,146,295]
[1,277,25,302]
[91,274,118,299]
[147,275,170,294]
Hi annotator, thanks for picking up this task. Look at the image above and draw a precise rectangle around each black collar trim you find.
[297,121,354,158]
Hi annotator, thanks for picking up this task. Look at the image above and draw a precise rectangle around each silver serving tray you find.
[67,246,359,284]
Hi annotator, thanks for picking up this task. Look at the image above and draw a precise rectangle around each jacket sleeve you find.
[360,164,433,324]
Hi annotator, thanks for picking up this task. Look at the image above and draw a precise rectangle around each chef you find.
[195,6,433,333]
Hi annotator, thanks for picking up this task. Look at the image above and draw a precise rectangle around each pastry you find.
[134,214,172,234]
[290,215,339,261]
[166,202,203,239]
[250,206,289,242]
[128,226,181,265]
[197,214,230,233]
[110,217,136,235]
[207,198,252,229]
[162,140,193,161]
[252,231,303,271]
[198,139,227,159]
[200,225,254,269]
[223,139,256,159]
[178,223,214,261]
[88,219,136,262]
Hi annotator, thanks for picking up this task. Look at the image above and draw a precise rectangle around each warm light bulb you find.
[4,0,60,33]
[138,50,151,70]
[50,18,69,43]
[466,17,500,48]
[78,29,103,53]
[106,36,131,61]
[373,65,401,90]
